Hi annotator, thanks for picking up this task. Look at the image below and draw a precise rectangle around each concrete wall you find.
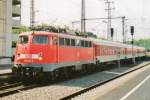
[12,33,18,55]
[0,0,12,64]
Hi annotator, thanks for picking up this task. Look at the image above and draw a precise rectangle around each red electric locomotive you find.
[13,31,95,77]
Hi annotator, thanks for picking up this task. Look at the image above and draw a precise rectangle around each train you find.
[12,31,146,78]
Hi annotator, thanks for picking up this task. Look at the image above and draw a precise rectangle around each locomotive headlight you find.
[39,57,42,61]
[38,53,42,61]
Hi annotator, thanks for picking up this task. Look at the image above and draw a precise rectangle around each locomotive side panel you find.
[58,47,77,63]
[58,37,95,65]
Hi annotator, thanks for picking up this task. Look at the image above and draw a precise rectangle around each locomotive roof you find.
[20,31,91,41]
[19,31,55,36]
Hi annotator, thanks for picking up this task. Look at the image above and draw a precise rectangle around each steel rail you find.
[0,82,23,90]
[0,83,38,97]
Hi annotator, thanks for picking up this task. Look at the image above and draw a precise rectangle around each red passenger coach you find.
[13,31,146,78]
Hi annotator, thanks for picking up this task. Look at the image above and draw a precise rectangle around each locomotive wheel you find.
[82,65,88,74]
[57,68,69,79]
[12,67,23,78]
[51,71,59,80]
[69,66,76,77]
[12,67,18,76]
[63,68,69,79]
[56,67,74,80]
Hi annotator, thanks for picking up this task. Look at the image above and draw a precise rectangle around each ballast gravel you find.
[1,72,117,100]
[1,85,82,100]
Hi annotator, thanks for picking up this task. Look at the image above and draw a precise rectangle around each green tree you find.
[12,26,30,34]
[132,38,150,51]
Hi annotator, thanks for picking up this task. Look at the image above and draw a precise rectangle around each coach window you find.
[89,42,92,47]
[81,40,85,47]
[71,39,75,46]
[65,38,70,46]
[85,41,88,47]
[103,49,105,55]
[59,38,64,46]
[76,39,81,46]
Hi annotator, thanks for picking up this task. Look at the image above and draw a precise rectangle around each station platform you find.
[95,64,150,100]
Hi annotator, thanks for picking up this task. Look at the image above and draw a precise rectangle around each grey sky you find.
[21,0,150,41]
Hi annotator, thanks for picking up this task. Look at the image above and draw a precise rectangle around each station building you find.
[0,0,21,64]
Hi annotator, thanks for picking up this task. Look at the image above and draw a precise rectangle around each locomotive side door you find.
[49,35,58,63]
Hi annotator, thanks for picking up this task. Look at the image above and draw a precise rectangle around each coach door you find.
[125,48,127,59]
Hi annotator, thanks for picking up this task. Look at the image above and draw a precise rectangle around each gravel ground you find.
[0,72,117,100]
[1,61,148,100]
[1,84,82,100]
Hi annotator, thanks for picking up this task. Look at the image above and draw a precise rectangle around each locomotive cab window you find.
[18,36,28,44]
[49,37,53,45]
[32,35,48,44]
[52,36,57,45]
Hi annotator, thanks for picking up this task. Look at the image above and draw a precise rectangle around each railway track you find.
[0,72,45,97]
[0,82,24,97]
[0,73,27,97]
[0,72,20,87]
[0,73,76,98]
[60,62,150,100]
[0,80,45,97]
